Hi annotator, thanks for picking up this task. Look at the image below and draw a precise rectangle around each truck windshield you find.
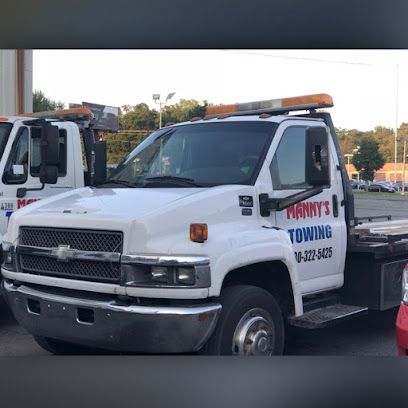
[0,123,12,162]
[108,122,276,187]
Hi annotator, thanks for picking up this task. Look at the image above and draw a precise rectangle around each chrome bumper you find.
[2,280,221,353]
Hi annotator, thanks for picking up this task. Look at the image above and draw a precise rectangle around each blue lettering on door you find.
[287,224,332,244]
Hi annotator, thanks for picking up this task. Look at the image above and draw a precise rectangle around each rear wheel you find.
[203,285,285,355]
[33,335,89,355]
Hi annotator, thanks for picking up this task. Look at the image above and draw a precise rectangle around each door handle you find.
[332,194,339,218]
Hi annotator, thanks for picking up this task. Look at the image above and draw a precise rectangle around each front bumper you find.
[396,303,408,356]
[2,279,221,353]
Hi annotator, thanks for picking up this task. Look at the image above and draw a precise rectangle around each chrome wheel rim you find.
[232,308,275,355]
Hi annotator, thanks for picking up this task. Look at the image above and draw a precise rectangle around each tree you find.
[161,99,208,125]
[351,137,385,183]
[370,126,395,163]
[33,90,65,112]
[119,103,157,130]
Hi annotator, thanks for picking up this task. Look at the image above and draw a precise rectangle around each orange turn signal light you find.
[190,223,208,243]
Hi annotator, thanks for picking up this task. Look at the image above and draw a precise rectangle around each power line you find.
[222,50,375,66]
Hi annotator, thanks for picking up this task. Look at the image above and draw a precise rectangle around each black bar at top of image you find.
[1,0,408,49]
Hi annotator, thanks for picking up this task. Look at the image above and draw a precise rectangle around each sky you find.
[33,50,408,131]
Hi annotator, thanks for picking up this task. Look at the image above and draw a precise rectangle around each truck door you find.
[0,122,75,238]
[266,120,346,295]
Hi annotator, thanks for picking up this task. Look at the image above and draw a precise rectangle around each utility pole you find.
[394,64,399,183]
[403,139,407,195]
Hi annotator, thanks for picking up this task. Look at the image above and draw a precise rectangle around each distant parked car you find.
[395,181,408,192]
[384,182,399,192]
[368,183,396,193]
[350,180,365,190]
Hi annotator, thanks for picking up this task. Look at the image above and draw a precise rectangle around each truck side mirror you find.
[93,141,107,185]
[305,127,330,186]
[40,125,60,185]
[40,165,58,184]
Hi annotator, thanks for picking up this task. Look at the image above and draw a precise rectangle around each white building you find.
[0,50,33,115]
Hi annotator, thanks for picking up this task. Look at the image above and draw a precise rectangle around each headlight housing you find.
[2,242,17,271]
[403,265,408,304]
[121,255,211,288]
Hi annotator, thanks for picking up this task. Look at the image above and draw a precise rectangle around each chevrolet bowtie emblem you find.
[51,244,76,262]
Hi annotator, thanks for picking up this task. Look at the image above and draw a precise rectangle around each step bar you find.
[288,304,368,329]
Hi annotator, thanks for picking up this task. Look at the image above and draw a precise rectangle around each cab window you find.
[30,127,67,177]
[270,126,311,190]
[2,127,29,185]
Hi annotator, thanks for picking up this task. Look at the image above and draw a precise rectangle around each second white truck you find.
[2,93,407,355]
[0,108,108,252]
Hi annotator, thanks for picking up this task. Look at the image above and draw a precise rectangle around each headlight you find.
[403,265,408,304]
[151,266,171,283]
[176,267,195,285]
[121,255,211,288]
[2,242,16,271]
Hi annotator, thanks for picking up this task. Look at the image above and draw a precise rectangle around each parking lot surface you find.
[0,193,404,356]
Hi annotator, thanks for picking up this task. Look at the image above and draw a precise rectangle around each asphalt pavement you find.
[0,192,405,356]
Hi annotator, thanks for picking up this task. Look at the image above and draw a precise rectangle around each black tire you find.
[33,335,89,355]
[202,285,285,355]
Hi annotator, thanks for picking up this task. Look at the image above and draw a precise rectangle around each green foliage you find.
[337,125,408,164]
[351,137,385,182]
[107,99,208,164]
[119,103,158,130]
[33,90,65,112]
[104,131,150,164]
[161,99,208,124]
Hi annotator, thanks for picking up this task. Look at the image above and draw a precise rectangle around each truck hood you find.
[23,186,205,218]
[7,185,259,254]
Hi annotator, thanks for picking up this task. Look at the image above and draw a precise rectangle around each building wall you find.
[346,162,408,182]
[0,50,33,115]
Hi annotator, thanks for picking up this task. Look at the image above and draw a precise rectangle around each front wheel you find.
[202,285,284,355]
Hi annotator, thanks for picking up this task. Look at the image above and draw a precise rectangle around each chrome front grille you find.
[20,227,123,253]
[20,254,121,282]
[18,227,123,283]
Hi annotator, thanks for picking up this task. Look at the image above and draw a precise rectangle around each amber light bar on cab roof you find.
[16,107,94,122]
[205,93,333,118]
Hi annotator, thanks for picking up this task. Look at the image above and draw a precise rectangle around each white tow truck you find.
[2,94,408,355]
[0,108,108,257]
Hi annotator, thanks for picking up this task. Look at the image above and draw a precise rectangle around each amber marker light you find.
[190,223,208,243]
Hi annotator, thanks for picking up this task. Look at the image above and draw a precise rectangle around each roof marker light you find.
[206,93,333,118]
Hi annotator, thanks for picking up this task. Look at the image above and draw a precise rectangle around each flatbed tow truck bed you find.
[350,218,408,256]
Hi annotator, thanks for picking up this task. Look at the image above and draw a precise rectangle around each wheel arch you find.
[218,259,303,317]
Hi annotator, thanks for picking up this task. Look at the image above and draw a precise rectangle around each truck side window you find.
[2,127,29,185]
[270,126,311,190]
[30,128,67,177]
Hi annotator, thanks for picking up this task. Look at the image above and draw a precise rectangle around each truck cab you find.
[0,109,106,246]
[2,94,407,355]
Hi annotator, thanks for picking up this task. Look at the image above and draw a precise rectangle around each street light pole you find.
[394,64,399,183]
[159,101,163,129]
[153,92,176,129]
[403,139,406,195]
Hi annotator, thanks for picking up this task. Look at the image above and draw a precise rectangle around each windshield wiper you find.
[144,176,203,187]
[98,179,137,188]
